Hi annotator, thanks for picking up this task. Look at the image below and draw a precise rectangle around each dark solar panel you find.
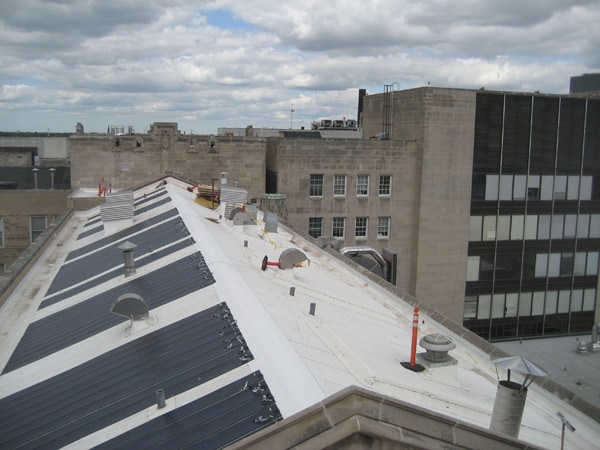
[133,187,168,207]
[3,252,215,373]
[48,214,186,296]
[83,214,102,228]
[65,208,179,262]
[77,224,103,239]
[134,196,171,216]
[40,238,195,309]
[94,371,281,450]
[0,304,264,450]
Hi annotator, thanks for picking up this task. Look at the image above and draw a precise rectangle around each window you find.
[308,217,322,238]
[587,252,599,276]
[518,292,532,317]
[467,256,480,281]
[355,217,368,238]
[513,175,526,200]
[469,216,482,241]
[30,216,47,243]
[464,296,477,319]
[378,175,391,196]
[485,175,499,201]
[580,176,593,200]
[333,175,347,196]
[554,175,567,200]
[482,216,496,240]
[527,175,540,200]
[499,175,513,200]
[540,175,553,200]
[510,215,524,240]
[0,217,3,247]
[377,217,390,238]
[590,214,600,238]
[567,176,579,200]
[309,174,324,197]
[332,217,345,238]
[356,175,369,196]
[560,253,573,277]
[524,215,537,239]
[477,295,491,319]
[0,263,4,276]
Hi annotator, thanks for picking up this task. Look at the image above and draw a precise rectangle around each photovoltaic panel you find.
[0,304,261,449]
[3,252,215,373]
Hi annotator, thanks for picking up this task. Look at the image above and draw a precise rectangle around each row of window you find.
[464,289,596,320]
[467,251,599,282]
[473,174,598,202]
[0,216,47,248]
[310,174,392,197]
[469,213,600,241]
[308,216,391,239]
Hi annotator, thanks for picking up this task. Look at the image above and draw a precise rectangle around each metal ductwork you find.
[340,246,387,279]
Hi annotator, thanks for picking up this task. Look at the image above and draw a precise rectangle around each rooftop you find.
[0,177,598,449]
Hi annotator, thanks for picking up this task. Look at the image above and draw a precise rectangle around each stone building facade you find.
[0,140,71,273]
[69,122,266,201]
[62,88,600,339]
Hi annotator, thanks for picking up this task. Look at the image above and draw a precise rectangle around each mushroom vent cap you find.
[419,333,456,362]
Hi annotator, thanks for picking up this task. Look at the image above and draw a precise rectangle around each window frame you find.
[332,217,346,238]
[333,174,347,196]
[378,175,392,196]
[355,216,368,238]
[356,175,369,197]
[309,174,324,197]
[377,216,390,239]
[30,215,47,243]
[308,217,323,238]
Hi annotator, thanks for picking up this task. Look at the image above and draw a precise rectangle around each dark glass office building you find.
[465,92,600,341]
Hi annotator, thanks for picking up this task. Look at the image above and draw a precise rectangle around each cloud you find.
[0,0,598,133]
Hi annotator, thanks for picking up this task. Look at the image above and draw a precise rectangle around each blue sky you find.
[0,0,598,134]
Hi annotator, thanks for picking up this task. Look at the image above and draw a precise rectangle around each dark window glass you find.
[557,97,585,171]
[472,173,485,201]
[530,96,559,172]
[474,93,503,170]
[494,253,522,280]
[502,95,531,172]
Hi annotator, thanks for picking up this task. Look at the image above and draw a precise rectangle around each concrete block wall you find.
[272,138,421,294]
[0,190,70,270]
[415,88,476,321]
[0,148,34,167]
[70,129,266,201]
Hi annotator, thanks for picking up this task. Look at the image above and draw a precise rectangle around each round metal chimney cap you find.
[419,333,456,352]
[118,241,138,251]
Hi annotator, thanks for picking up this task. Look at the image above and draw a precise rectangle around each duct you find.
[315,236,340,251]
[340,246,387,279]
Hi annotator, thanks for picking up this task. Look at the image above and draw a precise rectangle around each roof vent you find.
[111,293,156,334]
[417,333,457,367]
[101,191,134,222]
[118,241,137,276]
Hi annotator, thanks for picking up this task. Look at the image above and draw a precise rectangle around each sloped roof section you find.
[0,303,279,448]
[0,177,598,450]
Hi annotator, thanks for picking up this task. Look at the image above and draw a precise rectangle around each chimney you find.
[118,241,137,276]
[49,168,56,189]
[32,167,39,189]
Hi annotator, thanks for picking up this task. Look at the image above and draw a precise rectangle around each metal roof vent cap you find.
[419,333,456,363]
[118,241,137,276]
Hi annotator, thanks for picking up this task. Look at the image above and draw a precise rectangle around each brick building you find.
[60,87,600,341]
[0,140,71,273]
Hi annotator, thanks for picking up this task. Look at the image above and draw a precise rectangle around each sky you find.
[0,0,598,135]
